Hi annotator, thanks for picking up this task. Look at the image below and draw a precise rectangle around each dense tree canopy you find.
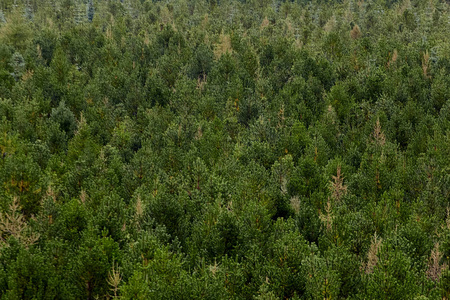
[0,0,450,299]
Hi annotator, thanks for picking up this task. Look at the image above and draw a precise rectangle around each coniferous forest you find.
[0,0,450,298]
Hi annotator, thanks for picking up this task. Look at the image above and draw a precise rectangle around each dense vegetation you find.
[0,0,450,298]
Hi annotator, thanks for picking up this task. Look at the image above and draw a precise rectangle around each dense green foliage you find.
[1,0,450,298]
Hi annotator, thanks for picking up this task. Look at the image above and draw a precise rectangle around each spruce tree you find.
[86,0,94,22]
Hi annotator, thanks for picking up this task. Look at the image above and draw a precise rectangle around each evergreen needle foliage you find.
[0,0,449,299]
